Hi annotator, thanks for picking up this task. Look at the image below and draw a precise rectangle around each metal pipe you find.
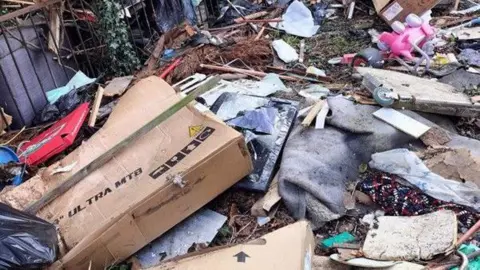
[65,0,94,76]
[56,6,80,71]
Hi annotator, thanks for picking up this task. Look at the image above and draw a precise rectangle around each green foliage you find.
[96,0,139,76]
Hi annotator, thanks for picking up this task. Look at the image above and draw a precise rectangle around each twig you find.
[225,0,258,33]
[1,126,26,146]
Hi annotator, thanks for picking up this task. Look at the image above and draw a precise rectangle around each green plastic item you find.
[321,232,355,248]
[452,244,480,270]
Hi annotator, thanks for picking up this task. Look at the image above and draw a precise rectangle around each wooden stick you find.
[453,0,460,11]
[347,1,355,20]
[266,66,333,83]
[24,76,221,214]
[299,40,305,63]
[200,64,300,82]
[145,34,165,71]
[3,0,35,5]
[302,100,325,127]
[254,26,266,41]
[0,0,61,23]
[88,86,104,127]
[47,3,61,55]
[234,11,269,23]
[236,18,282,24]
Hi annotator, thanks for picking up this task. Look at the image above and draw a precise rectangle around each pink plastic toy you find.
[352,14,436,74]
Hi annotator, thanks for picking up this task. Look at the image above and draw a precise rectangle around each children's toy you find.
[351,14,436,74]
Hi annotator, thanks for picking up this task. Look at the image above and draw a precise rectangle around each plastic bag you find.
[34,84,90,125]
[369,149,480,211]
[0,203,57,269]
[214,0,262,26]
[154,0,197,33]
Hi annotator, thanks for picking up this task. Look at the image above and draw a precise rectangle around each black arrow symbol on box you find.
[233,251,250,263]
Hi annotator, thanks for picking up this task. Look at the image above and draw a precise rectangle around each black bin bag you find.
[0,203,57,269]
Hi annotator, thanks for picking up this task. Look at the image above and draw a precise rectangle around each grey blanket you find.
[278,96,480,228]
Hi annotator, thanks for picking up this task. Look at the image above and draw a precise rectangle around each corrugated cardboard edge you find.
[49,134,252,269]
[148,220,315,270]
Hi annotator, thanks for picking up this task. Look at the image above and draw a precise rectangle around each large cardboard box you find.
[150,221,315,270]
[374,0,441,24]
[1,76,252,269]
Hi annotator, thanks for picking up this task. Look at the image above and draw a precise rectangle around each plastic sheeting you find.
[370,149,480,211]
[35,82,92,124]
[0,203,57,269]
[154,0,197,33]
[210,92,298,192]
[214,0,262,26]
[228,107,277,134]
[269,0,320,38]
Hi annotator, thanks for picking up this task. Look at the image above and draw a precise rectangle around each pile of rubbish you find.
[2,0,480,269]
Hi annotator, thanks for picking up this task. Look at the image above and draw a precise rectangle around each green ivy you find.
[96,0,139,76]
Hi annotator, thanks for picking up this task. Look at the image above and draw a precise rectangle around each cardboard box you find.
[375,0,441,24]
[150,221,315,270]
[1,76,252,269]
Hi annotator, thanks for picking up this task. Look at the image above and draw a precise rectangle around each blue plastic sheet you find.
[46,71,95,104]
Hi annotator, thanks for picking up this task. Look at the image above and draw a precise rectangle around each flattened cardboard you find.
[150,221,315,270]
[2,76,252,269]
[380,0,441,24]
[372,0,390,12]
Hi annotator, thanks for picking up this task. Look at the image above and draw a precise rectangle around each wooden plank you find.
[302,100,325,127]
[233,11,269,23]
[103,76,133,97]
[315,101,329,129]
[88,86,104,127]
[47,3,61,54]
[373,108,431,138]
[24,76,221,214]
[0,0,61,23]
[356,67,466,104]
[453,27,480,40]
[262,174,281,212]
[251,173,281,217]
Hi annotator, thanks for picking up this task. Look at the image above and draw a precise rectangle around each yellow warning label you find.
[189,125,203,137]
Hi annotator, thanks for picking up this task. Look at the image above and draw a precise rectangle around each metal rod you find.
[65,0,94,76]
[14,21,48,102]
[56,6,80,72]
[126,0,145,44]
[134,0,153,39]
[77,0,102,48]
[41,6,71,81]
[28,15,59,88]
[72,0,105,72]
[0,24,38,113]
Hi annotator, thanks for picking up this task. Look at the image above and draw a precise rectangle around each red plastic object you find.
[159,58,182,79]
[18,103,90,166]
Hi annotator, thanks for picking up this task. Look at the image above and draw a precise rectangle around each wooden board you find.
[453,27,480,40]
[357,67,480,118]
[88,86,104,127]
[104,76,133,97]
[373,108,430,138]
